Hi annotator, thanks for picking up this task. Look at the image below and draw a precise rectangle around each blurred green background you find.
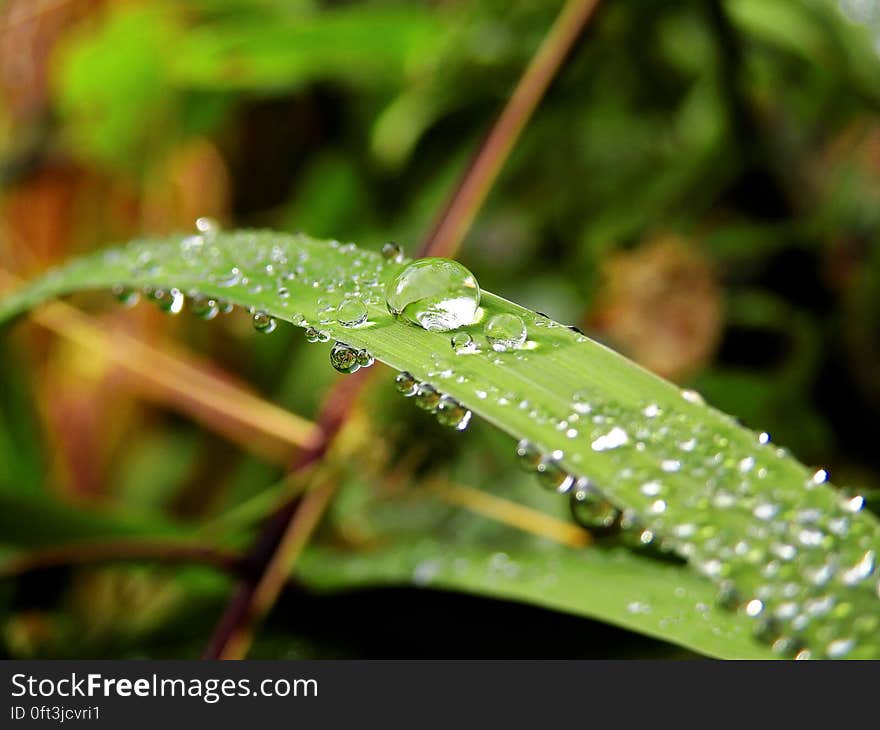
[0,0,879,658]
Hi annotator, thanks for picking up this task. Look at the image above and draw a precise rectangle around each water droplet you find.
[190,294,219,320]
[215,267,242,288]
[745,599,764,617]
[112,285,139,308]
[395,371,417,396]
[381,241,404,263]
[681,389,705,405]
[841,550,875,586]
[436,396,472,431]
[252,311,276,334]
[591,426,629,452]
[534,455,575,493]
[336,298,368,327]
[356,349,374,368]
[826,637,854,659]
[330,341,360,373]
[485,313,527,352]
[385,258,480,331]
[195,216,220,238]
[451,332,477,354]
[515,439,542,471]
[153,288,184,314]
[415,383,440,412]
[570,478,620,532]
[305,327,329,343]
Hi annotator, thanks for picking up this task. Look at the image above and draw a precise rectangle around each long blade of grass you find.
[2,230,878,659]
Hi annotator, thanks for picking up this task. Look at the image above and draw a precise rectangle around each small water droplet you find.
[215,267,242,288]
[415,383,441,412]
[305,327,329,343]
[381,241,404,263]
[195,216,220,238]
[336,298,368,327]
[330,341,360,373]
[570,478,620,533]
[395,371,417,396]
[190,294,219,320]
[515,439,542,471]
[385,258,480,331]
[745,599,764,617]
[681,389,705,405]
[436,396,472,431]
[152,288,185,314]
[485,313,527,352]
[112,284,139,308]
[356,349,374,368]
[451,332,477,354]
[252,311,276,333]
[591,426,629,452]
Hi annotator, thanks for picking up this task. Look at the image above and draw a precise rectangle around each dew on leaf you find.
[190,294,219,320]
[252,311,276,334]
[336,298,368,327]
[436,396,472,431]
[356,349,374,368]
[394,371,417,396]
[330,341,360,373]
[112,284,139,308]
[381,241,404,263]
[385,258,480,331]
[485,313,527,352]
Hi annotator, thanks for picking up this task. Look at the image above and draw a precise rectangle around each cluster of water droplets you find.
[509,384,880,659]
[394,371,472,431]
[93,224,880,658]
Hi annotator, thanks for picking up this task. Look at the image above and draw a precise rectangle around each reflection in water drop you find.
[385,258,480,331]
[252,311,276,333]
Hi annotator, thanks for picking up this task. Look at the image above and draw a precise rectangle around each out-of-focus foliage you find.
[0,0,879,659]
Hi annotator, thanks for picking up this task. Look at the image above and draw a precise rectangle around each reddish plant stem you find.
[422,0,602,257]
[202,0,603,660]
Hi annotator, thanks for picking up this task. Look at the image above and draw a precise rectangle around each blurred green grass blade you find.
[0,343,45,494]
[0,488,185,548]
[1,230,878,659]
[297,539,773,660]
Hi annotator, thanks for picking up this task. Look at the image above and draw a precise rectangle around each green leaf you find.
[297,539,773,660]
[2,230,878,659]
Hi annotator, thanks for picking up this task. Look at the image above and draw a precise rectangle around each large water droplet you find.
[330,341,360,373]
[485,313,527,352]
[385,258,480,331]
[336,298,368,327]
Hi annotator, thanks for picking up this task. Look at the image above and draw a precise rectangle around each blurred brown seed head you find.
[588,236,723,381]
